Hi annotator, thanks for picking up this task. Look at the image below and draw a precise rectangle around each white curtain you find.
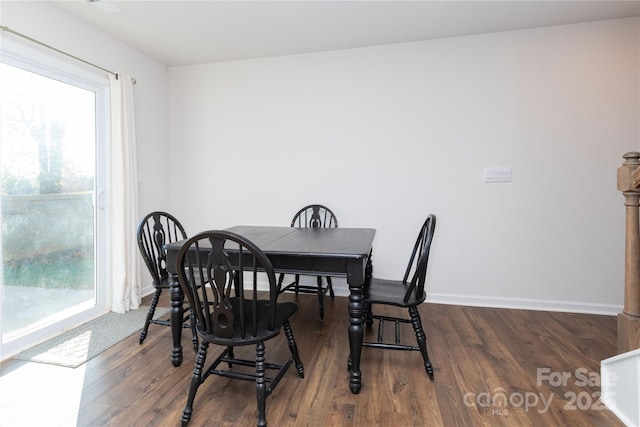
[109,72,140,313]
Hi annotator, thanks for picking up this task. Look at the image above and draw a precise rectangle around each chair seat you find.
[153,277,170,289]
[364,278,427,308]
[199,300,299,346]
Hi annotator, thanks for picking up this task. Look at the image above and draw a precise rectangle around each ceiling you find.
[48,1,640,67]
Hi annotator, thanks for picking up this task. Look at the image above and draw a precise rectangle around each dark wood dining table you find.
[164,225,376,394]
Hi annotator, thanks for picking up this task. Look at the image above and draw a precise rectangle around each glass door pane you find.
[0,62,104,356]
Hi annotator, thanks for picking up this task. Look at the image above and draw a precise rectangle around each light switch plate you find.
[483,167,512,182]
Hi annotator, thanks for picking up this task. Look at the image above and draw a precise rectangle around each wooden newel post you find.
[617,151,640,353]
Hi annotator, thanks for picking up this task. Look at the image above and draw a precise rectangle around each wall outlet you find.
[483,167,512,182]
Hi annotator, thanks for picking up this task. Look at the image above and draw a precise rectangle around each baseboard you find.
[426,293,621,316]
[141,285,155,299]
[333,285,621,316]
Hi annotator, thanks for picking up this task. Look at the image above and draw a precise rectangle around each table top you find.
[224,225,375,259]
[164,225,376,276]
[165,225,375,258]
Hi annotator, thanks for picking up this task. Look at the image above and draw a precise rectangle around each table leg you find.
[347,259,366,394]
[169,272,183,367]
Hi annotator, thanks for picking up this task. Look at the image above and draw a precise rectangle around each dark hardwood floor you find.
[0,291,624,426]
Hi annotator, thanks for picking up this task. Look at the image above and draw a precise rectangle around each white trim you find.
[601,348,640,427]
[427,293,621,316]
[329,281,621,315]
[0,36,109,88]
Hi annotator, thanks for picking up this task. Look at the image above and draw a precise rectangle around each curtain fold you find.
[109,72,140,313]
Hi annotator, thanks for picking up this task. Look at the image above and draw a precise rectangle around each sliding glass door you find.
[0,47,108,359]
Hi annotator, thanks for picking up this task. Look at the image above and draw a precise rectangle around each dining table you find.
[164,224,376,394]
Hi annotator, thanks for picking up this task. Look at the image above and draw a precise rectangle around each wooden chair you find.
[136,211,196,350]
[362,214,437,381]
[277,204,338,319]
[176,230,304,427]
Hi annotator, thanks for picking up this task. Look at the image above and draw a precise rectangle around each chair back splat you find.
[179,231,279,340]
[291,204,338,228]
[176,230,304,427]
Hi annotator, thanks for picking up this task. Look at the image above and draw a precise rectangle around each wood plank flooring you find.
[0,292,624,426]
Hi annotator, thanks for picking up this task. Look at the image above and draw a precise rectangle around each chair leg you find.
[409,306,434,381]
[255,341,267,427]
[283,320,304,378]
[326,276,335,299]
[188,308,199,352]
[293,274,300,296]
[227,346,234,368]
[316,276,325,320]
[181,340,209,426]
[364,302,373,327]
[277,273,285,293]
[139,288,162,344]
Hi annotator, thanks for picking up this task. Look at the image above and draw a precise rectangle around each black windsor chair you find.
[361,214,437,381]
[137,211,197,350]
[176,230,304,427]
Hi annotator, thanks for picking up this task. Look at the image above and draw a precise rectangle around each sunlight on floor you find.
[0,362,87,426]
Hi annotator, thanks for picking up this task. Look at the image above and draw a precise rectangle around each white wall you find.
[1,1,171,219]
[169,18,639,314]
